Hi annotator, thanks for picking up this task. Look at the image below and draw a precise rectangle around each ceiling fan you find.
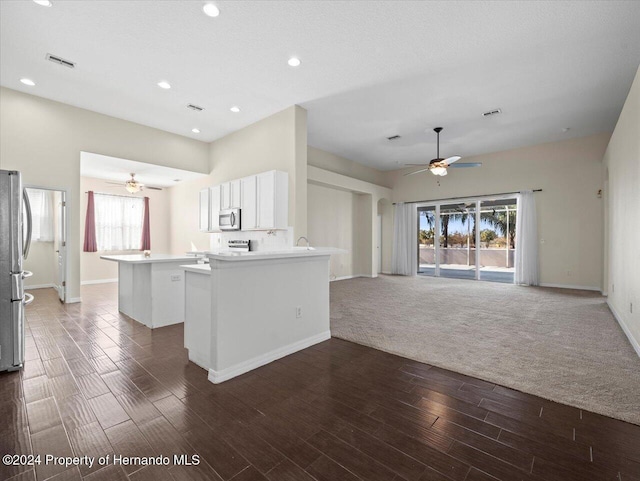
[405,127,481,176]
[105,173,163,193]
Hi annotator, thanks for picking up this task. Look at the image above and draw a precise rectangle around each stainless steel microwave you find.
[219,208,241,231]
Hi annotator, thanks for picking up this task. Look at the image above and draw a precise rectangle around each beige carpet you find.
[330,275,640,425]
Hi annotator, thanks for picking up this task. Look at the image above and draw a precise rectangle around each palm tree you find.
[482,208,516,248]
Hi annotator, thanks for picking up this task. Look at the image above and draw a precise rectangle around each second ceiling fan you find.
[405,127,481,176]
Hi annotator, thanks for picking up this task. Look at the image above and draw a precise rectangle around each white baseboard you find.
[208,330,331,384]
[539,283,602,292]
[66,297,82,304]
[607,300,640,359]
[25,283,55,290]
[331,275,373,282]
[81,278,118,285]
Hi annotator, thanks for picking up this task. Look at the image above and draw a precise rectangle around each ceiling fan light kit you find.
[404,127,480,176]
[125,173,142,193]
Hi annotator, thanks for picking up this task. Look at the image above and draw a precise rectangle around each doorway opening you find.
[418,197,516,283]
[23,188,67,302]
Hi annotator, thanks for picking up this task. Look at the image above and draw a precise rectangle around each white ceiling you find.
[2,1,639,171]
[80,152,207,188]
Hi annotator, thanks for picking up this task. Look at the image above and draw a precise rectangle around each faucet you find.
[296,236,310,250]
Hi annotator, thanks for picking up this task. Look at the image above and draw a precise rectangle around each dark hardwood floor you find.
[1,285,639,481]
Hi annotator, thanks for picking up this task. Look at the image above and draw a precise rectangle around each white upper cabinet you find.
[201,171,287,232]
[230,179,241,208]
[199,189,209,232]
[220,182,230,210]
[240,175,257,230]
[220,179,242,210]
[257,171,288,230]
[208,185,221,232]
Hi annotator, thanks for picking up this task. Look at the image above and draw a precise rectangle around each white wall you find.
[170,106,308,254]
[80,176,172,284]
[308,146,391,187]
[387,133,610,290]
[0,87,209,301]
[603,65,640,353]
[308,165,393,278]
[308,183,360,279]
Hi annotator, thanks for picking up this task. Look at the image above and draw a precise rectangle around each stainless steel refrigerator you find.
[0,169,33,372]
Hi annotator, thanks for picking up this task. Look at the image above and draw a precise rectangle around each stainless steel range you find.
[228,240,251,253]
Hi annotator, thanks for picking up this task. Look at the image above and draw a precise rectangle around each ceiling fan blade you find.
[405,163,430,166]
[404,167,431,176]
[145,186,163,191]
[449,162,482,168]
[443,156,462,165]
[105,181,124,185]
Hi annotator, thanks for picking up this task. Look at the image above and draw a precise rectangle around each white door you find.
[377,214,382,274]
[55,192,66,302]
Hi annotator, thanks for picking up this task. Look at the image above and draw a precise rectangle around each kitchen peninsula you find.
[182,248,339,383]
[101,254,198,328]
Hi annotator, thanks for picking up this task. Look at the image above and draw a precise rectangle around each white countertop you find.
[182,264,211,274]
[181,247,345,272]
[101,254,198,264]
[207,247,345,262]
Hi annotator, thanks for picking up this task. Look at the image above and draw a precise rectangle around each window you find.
[94,193,144,251]
[25,188,54,242]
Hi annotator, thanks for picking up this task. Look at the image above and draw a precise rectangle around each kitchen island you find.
[101,254,199,328]
[182,248,341,383]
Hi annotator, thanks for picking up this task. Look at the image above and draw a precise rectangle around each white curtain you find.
[25,188,54,242]
[514,191,539,285]
[392,202,418,275]
[94,194,144,251]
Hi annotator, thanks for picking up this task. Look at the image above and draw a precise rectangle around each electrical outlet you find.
[170,274,181,282]
[296,306,302,319]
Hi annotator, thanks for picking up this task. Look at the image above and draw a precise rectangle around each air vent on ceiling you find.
[482,108,502,117]
[387,135,401,141]
[187,104,204,112]
[45,53,76,69]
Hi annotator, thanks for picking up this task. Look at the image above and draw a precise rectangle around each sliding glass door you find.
[439,203,476,280]
[478,199,516,283]
[417,197,516,284]
[418,206,436,276]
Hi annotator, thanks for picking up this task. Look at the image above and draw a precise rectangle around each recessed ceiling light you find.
[230,106,240,113]
[192,128,201,134]
[33,0,52,6]
[202,3,220,17]
[288,57,301,67]
[157,81,171,89]
[20,78,36,86]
